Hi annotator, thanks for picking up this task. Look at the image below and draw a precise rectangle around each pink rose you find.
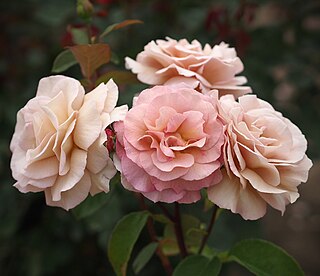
[10,76,127,210]
[114,85,225,203]
[207,94,313,220]
[125,37,251,97]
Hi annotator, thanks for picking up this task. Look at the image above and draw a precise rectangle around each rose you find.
[114,85,225,203]
[207,94,313,220]
[125,37,251,97]
[10,75,127,210]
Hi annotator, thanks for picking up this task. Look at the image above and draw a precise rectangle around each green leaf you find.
[160,238,179,256]
[173,255,221,276]
[162,214,206,256]
[108,211,149,276]
[69,43,110,79]
[203,257,222,275]
[70,27,89,44]
[100,19,143,39]
[51,50,77,73]
[72,192,112,219]
[132,242,158,274]
[173,255,207,276]
[229,239,304,276]
[151,214,172,225]
[201,246,217,259]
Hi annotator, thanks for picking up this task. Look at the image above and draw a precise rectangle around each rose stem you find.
[157,202,174,222]
[174,202,188,258]
[137,194,173,276]
[198,204,219,254]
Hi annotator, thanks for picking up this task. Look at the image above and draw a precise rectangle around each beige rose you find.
[125,37,251,97]
[207,94,312,220]
[10,76,127,210]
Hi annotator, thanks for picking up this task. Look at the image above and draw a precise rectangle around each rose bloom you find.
[125,37,251,97]
[208,94,313,220]
[114,85,225,203]
[10,76,127,210]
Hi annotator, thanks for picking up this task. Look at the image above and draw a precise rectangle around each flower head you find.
[208,94,312,220]
[126,37,251,97]
[10,75,127,210]
[114,85,225,203]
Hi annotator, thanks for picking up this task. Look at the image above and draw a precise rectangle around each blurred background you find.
[0,0,319,275]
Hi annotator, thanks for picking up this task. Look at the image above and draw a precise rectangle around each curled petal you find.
[208,171,267,220]
[45,170,91,210]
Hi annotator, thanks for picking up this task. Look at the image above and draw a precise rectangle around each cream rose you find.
[207,94,312,220]
[125,37,251,97]
[10,76,127,210]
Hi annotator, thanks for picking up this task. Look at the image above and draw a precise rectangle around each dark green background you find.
[1,0,319,275]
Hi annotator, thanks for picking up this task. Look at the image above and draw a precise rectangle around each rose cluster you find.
[10,38,312,219]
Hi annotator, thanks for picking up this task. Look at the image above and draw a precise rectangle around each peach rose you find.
[10,76,127,210]
[125,37,251,97]
[207,94,313,220]
[114,85,224,203]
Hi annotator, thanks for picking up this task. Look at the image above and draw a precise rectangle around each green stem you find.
[157,202,174,222]
[137,195,173,276]
[198,204,219,254]
[174,203,188,258]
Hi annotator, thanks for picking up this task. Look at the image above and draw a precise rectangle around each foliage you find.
[229,239,304,276]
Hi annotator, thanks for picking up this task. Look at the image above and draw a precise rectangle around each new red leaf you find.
[69,43,110,79]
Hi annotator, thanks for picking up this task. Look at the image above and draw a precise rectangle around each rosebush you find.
[5,0,317,274]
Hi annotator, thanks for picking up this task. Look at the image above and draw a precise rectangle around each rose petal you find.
[86,132,108,174]
[51,148,87,201]
[89,158,116,195]
[207,171,267,220]
[74,100,102,150]
[143,189,185,203]
[45,170,91,210]
[121,154,155,193]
